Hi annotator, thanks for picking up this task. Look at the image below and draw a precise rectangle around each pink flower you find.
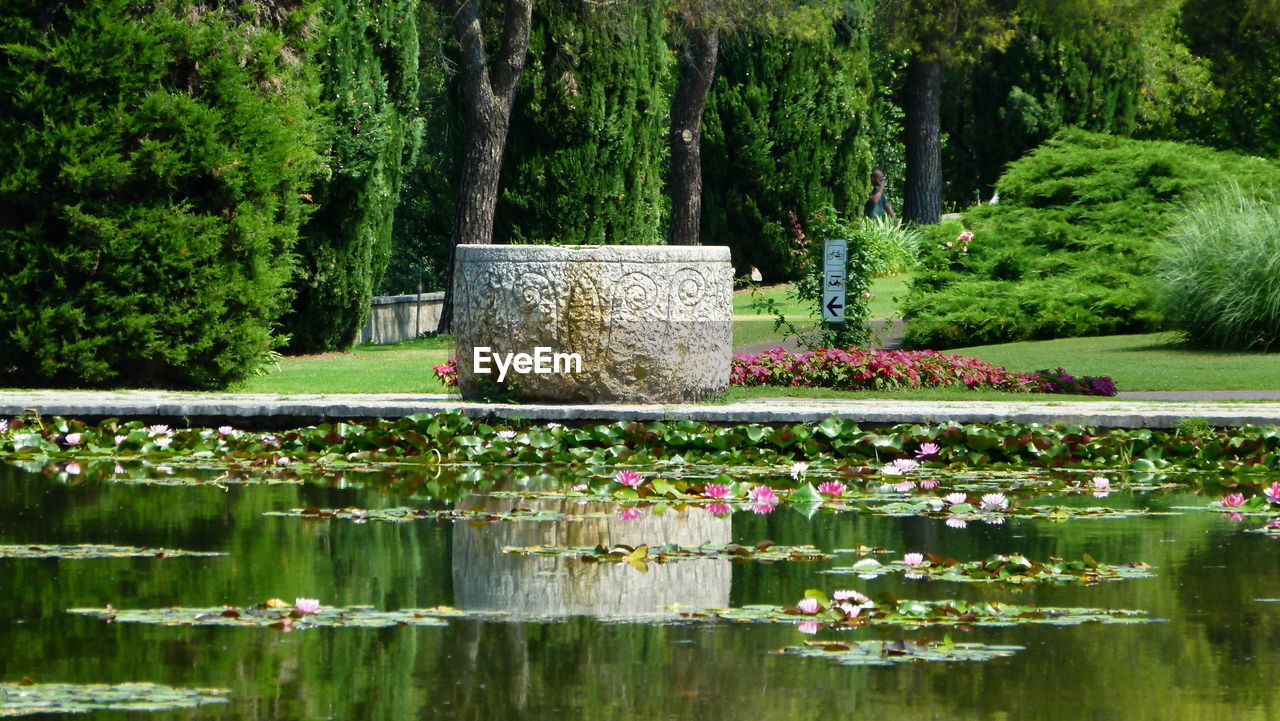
[919,479,939,490]
[833,589,869,603]
[147,425,170,436]
[294,598,321,615]
[915,442,940,458]
[880,464,904,476]
[957,231,974,243]
[982,516,1006,525]
[217,425,234,436]
[798,621,820,635]
[893,458,919,473]
[1226,512,1244,522]
[1264,482,1280,504]
[894,480,915,493]
[154,437,172,448]
[705,503,733,516]
[817,481,846,497]
[496,430,517,440]
[797,598,820,614]
[943,492,968,506]
[615,470,643,488]
[703,483,732,499]
[63,432,82,445]
[946,518,968,529]
[747,485,779,505]
[749,504,776,515]
[113,435,126,446]
[617,506,644,522]
[980,493,1008,511]
[1221,493,1246,508]
[945,241,953,248]
[1091,476,1110,491]
[836,603,860,618]
[902,552,925,567]
[64,461,81,475]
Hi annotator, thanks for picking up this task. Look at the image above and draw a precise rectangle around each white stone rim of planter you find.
[454,244,731,262]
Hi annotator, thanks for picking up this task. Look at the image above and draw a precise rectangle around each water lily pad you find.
[500,541,832,568]
[0,545,225,560]
[67,603,504,629]
[820,554,1153,584]
[0,681,229,716]
[777,638,1023,666]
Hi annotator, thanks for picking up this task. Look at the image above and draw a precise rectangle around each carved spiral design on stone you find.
[517,272,557,318]
[617,272,658,315]
[671,268,707,307]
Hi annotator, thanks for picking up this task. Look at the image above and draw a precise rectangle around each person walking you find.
[864,167,895,220]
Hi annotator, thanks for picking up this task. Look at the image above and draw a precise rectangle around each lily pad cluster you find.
[68,600,503,630]
[0,545,226,560]
[5,414,1280,475]
[822,553,1153,585]
[693,589,1154,629]
[0,681,229,716]
[500,542,833,570]
[777,637,1023,666]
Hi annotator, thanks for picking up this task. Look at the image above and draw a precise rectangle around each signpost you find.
[822,239,846,324]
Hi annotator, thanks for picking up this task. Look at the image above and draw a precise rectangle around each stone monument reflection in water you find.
[453,495,731,619]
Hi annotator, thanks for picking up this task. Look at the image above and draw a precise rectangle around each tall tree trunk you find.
[902,52,943,225]
[668,27,719,246]
[436,0,532,333]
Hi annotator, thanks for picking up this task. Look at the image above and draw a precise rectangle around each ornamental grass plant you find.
[1157,186,1280,351]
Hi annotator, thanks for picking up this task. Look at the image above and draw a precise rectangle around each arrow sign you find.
[822,239,847,324]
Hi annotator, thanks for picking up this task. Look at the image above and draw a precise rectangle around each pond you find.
[2,444,1280,719]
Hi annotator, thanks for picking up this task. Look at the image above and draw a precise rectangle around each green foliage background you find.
[0,0,323,388]
[702,17,873,281]
[901,130,1280,350]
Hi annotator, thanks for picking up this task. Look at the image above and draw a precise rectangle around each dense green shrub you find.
[1157,187,1280,350]
[901,130,1280,349]
[0,0,323,388]
[702,21,873,281]
[278,0,424,353]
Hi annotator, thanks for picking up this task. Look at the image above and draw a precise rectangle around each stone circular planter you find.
[453,244,732,403]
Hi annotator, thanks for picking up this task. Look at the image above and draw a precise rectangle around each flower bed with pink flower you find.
[730,346,1115,395]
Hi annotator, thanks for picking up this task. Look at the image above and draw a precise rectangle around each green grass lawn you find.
[951,333,1280,392]
[229,335,455,394]
[732,275,910,348]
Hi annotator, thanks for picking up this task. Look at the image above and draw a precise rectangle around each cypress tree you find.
[701,18,874,280]
[496,0,672,246]
[279,0,425,353]
[0,0,323,389]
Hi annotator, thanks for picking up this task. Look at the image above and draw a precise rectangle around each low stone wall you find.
[357,292,444,345]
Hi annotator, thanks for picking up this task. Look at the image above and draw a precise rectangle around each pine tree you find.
[280,0,425,353]
[702,17,873,280]
[497,0,672,246]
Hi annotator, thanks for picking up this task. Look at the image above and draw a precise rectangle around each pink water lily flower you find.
[615,470,643,488]
[496,430,517,439]
[1264,482,1280,504]
[980,493,1008,511]
[817,481,846,497]
[217,425,235,436]
[893,480,915,493]
[113,435,127,446]
[919,479,939,490]
[892,458,919,473]
[796,598,821,614]
[902,552,926,567]
[703,483,732,499]
[294,598,321,615]
[63,432,82,445]
[915,442,941,459]
[147,424,171,436]
[705,503,733,516]
[617,506,645,522]
[154,436,173,448]
[943,492,968,506]
[880,464,904,476]
[749,503,776,515]
[798,621,821,635]
[833,589,869,604]
[1091,476,1110,491]
[1221,493,1246,508]
[837,602,860,618]
[747,485,779,505]
[946,518,968,529]
[64,461,81,475]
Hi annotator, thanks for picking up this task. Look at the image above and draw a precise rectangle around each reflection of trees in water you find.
[453,495,731,619]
